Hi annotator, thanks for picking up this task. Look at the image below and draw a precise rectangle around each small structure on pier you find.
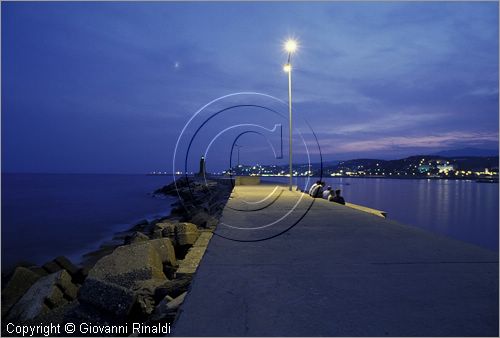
[197,156,206,178]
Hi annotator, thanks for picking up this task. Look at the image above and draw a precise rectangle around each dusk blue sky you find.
[2,2,499,174]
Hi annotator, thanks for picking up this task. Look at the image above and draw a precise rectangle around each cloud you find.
[314,110,451,136]
[469,87,499,97]
[327,131,499,154]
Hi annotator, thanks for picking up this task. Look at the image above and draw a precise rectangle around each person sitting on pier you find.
[322,186,332,199]
[309,181,324,198]
[329,189,346,205]
[308,180,320,196]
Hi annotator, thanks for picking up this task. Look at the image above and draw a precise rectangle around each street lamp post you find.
[234,144,242,166]
[284,39,297,191]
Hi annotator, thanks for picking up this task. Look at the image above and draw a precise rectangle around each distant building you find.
[437,164,455,173]
[418,165,432,173]
[197,156,206,178]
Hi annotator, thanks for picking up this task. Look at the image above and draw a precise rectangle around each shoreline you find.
[1,177,234,336]
[0,200,177,274]
[1,173,177,272]
[150,173,499,182]
[262,175,498,182]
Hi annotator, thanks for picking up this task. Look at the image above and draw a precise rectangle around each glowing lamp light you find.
[284,39,298,53]
[283,64,292,72]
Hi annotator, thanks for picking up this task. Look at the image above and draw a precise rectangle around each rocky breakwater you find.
[1,177,233,336]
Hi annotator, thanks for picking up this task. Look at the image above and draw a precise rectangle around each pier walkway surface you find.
[174,183,498,336]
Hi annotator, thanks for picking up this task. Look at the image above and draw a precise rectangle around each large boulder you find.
[178,188,193,200]
[150,292,187,322]
[157,222,176,237]
[42,261,62,274]
[175,222,200,246]
[153,180,182,196]
[152,221,178,239]
[23,301,79,328]
[6,270,78,323]
[73,266,90,285]
[132,278,168,316]
[86,241,166,289]
[41,256,79,280]
[189,211,218,228]
[124,231,149,245]
[170,205,188,217]
[27,266,48,277]
[154,276,192,300]
[78,277,136,318]
[143,238,177,267]
[78,241,168,318]
[153,221,200,248]
[163,265,177,280]
[1,267,41,317]
[53,256,79,277]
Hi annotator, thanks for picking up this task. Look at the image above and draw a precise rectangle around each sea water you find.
[1,173,175,270]
[263,176,499,251]
[3,174,497,271]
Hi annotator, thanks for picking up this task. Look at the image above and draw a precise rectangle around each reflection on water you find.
[263,177,499,251]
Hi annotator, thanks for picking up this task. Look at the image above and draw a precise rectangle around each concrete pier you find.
[174,183,498,336]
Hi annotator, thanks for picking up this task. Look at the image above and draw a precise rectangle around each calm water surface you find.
[264,177,499,251]
[2,175,497,271]
[1,174,174,270]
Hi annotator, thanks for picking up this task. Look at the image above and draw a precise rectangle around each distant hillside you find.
[227,154,499,177]
[432,148,499,157]
[333,155,499,173]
